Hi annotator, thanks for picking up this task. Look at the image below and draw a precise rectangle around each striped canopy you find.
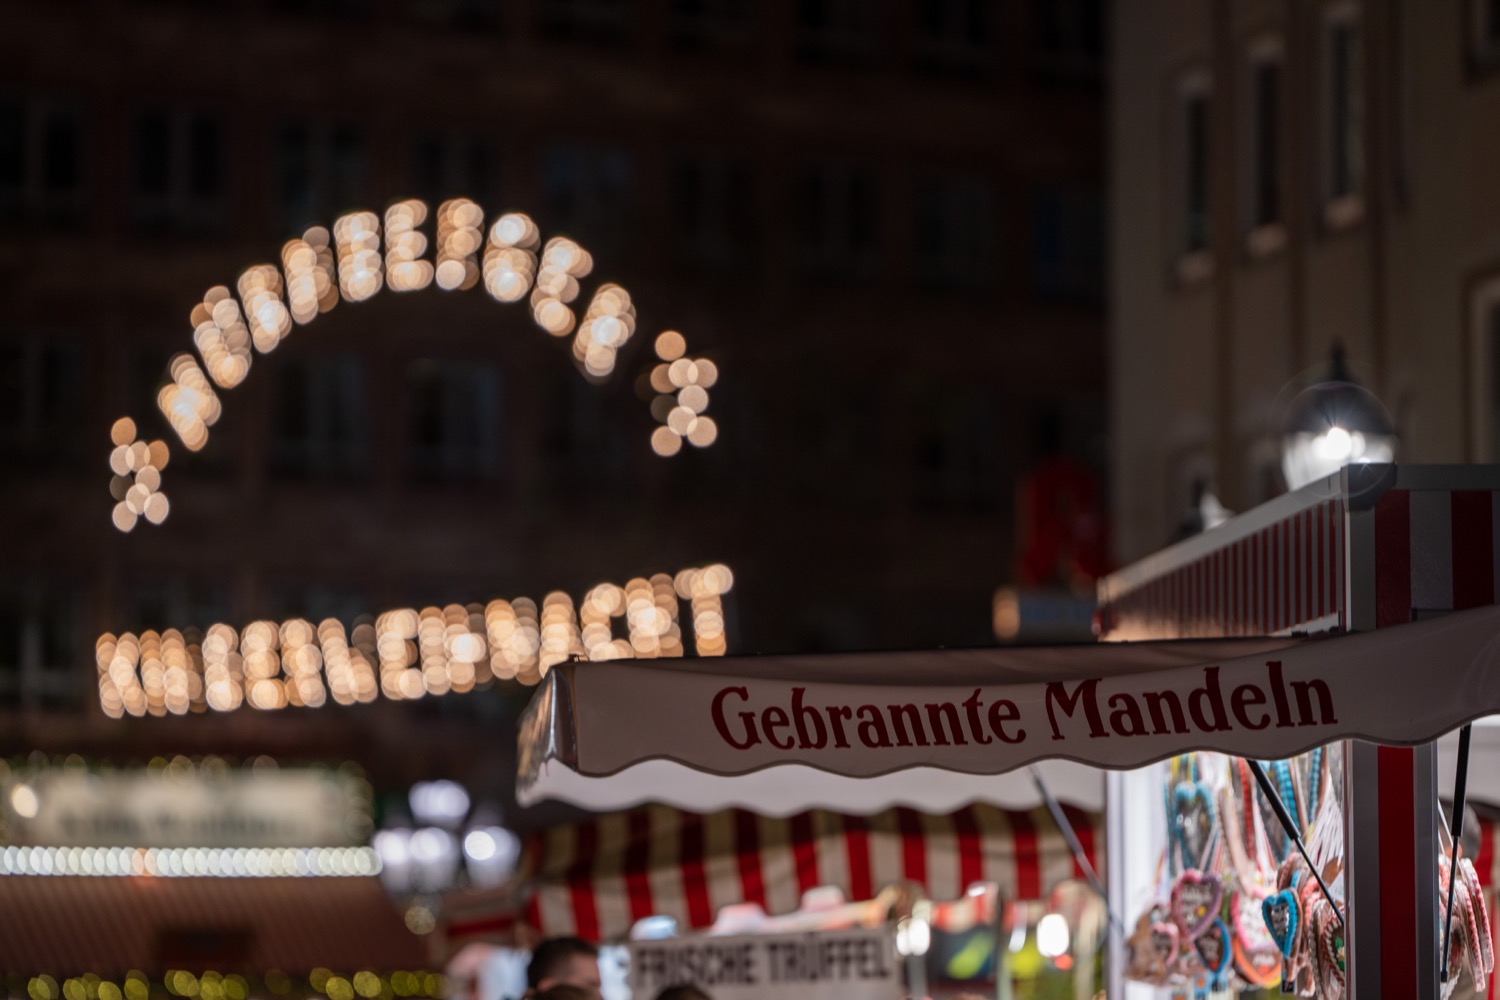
[486,802,1101,943]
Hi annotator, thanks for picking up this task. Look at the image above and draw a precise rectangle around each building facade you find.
[1110,0,1500,561]
[1,0,1105,812]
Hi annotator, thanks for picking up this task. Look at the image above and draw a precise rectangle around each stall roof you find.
[519,604,1500,815]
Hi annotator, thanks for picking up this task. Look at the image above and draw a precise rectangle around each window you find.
[541,144,632,258]
[1243,38,1285,255]
[275,122,368,235]
[912,0,991,76]
[794,162,880,281]
[269,583,369,625]
[1322,3,1364,228]
[1033,0,1103,86]
[541,372,627,494]
[795,0,883,65]
[914,172,996,290]
[272,356,370,479]
[670,152,758,273]
[538,0,628,40]
[670,0,756,49]
[1174,72,1213,280]
[1031,187,1103,300]
[132,109,227,233]
[125,577,229,634]
[0,581,85,708]
[411,130,496,209]
[0,337,84,465]
[1469,0,1500,75]
[0,98,85,225]
[796,383,883,503]
[913,387,996,511]
[406,360,501,483]
[1468,273,1500,461]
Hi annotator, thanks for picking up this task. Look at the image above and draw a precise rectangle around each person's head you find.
[527,937,601,998]
[654,988,712,1000]
[534,988,594,1000]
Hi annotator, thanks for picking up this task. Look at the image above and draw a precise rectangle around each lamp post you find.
[372,781,522,926]
[1280,344,1397,491]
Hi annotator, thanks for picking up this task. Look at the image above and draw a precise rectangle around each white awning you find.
[519,604,1500,815]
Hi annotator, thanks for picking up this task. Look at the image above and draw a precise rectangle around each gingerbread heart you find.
[1233,934,1284,989]
[1174,781,1216,869]
[1172,869,1224,939]
[1150,921,1181,968]
[1263,889,1300,959]
[1194,917,1232,986]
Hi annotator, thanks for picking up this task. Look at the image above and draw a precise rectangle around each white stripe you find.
[590,812,633,936]
[867,812,904,898]
[646,805,686,926]
[701,811,739,921]
[1410,490,1455,611]
[923,812,961,902]
[758,815,799,915]
[536,824,578,935]
[813,811,851,899]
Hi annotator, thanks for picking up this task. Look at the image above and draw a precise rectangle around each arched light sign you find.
[106,199,721,533]
[95,199,734,719]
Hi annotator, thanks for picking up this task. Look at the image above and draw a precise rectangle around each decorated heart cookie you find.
[1174,781,1216,870]
[1172,869,1224,939]
[1194,918,1232,989]
[1263,888,1300,959]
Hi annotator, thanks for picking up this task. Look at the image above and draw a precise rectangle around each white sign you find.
[7,768,368,848]
[628,929,900,1000]
[537,604,1500,782]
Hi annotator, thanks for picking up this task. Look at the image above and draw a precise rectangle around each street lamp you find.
[1280,344,1397,491]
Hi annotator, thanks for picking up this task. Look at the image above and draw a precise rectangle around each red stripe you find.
[1303,510,1314,623]
[733,809,766,909]
[569,820,601,941]
[624,809,654,923]
[1061,803,1098,881]
[1334,499,1345,627]
[951,808,984,893]
[1269,523,1279,631]
[843,814,873,902]
[1375,490,1412,628]
[1452,491,1496,609]
[524,895,542,933]
[1478,817,1495,892]
[896,807,927,888]
[789,811,819,898]
[1378,746,1418,997]
[1319,502,1330,619]
[1286,516,1296,628]
[1261,528,1270,633]
[678,811,713,930]
[1011,809,1041,900]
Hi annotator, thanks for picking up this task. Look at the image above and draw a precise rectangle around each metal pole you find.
[1246,759,1344,927]
[1441,724,1473,983]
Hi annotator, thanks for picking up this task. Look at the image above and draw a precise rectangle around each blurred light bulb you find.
[1037,913,1070,958]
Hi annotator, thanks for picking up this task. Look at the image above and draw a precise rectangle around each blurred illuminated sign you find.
[3,765,370,848]
[628,929,899,1000]
[992,587,1096,644]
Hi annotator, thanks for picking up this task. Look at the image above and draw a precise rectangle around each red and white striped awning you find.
[511,803,1101,942]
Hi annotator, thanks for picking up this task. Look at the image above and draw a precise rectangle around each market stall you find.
[517,466,1500,999]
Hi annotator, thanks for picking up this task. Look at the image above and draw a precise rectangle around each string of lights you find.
[108,200,722,533]
[19,969,453,1000]
[95,565,733,717]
